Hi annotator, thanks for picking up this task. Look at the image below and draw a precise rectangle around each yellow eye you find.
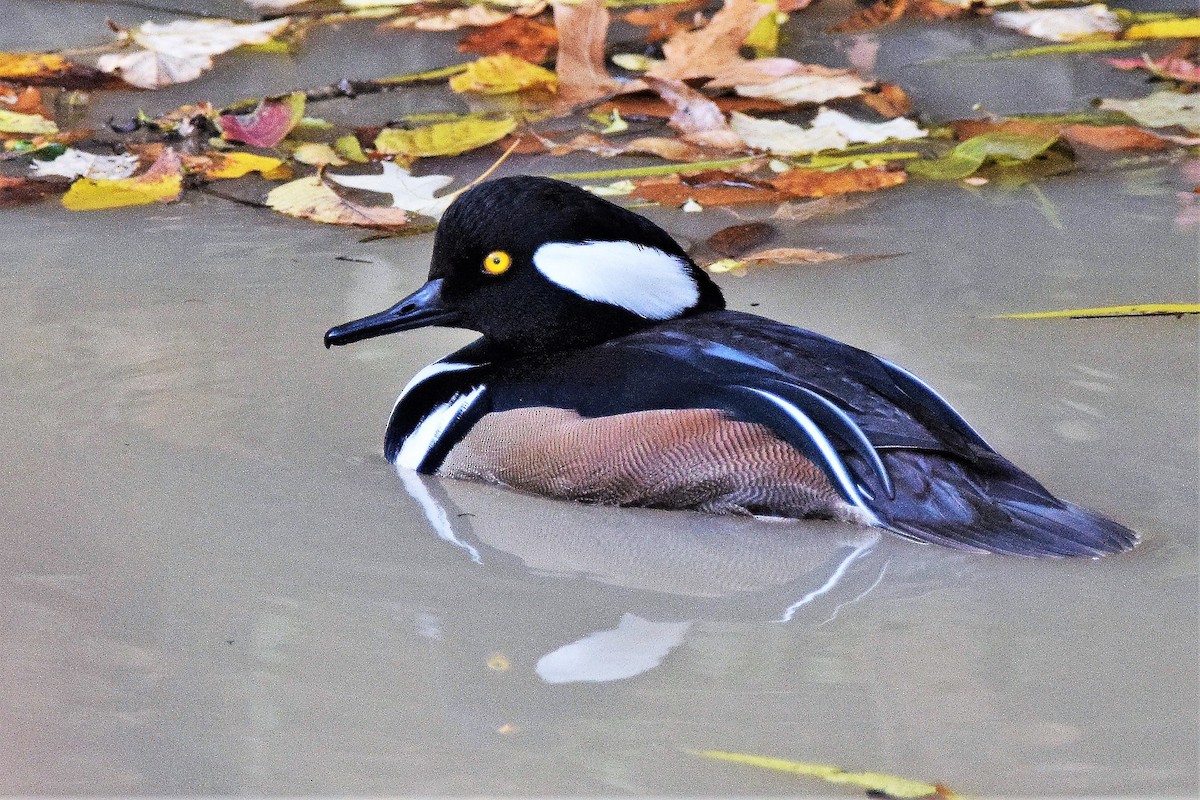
[483,250,511,275]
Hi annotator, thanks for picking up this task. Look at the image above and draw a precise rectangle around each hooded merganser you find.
[325,175,1137,558]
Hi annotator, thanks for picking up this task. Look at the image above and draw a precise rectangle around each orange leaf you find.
[0,52,120,88]
[771,166,907,198]
[1059,124,1169,151]
[631,172,785,206]
[647,0,772,81]
[860,82,913,118]
[459,16,558,64]
[949,118,1060,141]
[828,0,909,35]
[0,174,64,207]
[623,2,704,43]
[0,83,45,115]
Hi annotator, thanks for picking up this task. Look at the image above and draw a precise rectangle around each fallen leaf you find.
[31,148,139,180]
[643,77,744,150]
[61,148,184,211]
[289,142,347,166]
[0,108,56,135]
[949,118,1060,140]
[828,0,909,35]
[266,175,413,227]
[623,2,703,43]
[744,2,781,58]
[706,221,775,256]
[374,116,517,156]
[692,750,953,799]
[992,4,1120,43]
[97,18,291,89]
[553,0,621,106]
[647,0,771,81]
[810,107,927,143]
[0,52,118,88]
[730,73,873,105]
[184,151,291,179]
[771,164,907,197]
[908,132,1061,180]
[1124,17,1200,40]
[218,92,305,147]
[861,82,913,118]
[385,5,514,31]
[1059,123,1169,151]
[335,134,369,163]
[729,112,847,156]
[459,16,558,63]
[994,304,1200,319]
[449,53,558,95]
[771,193,878,221]
[0,83,45,115]
[1098,91,1200,133]
[594,94,788,119]
[1107,55,1200,82]
[328,162,455,217]
[555,132,714,161]
[631,171,785,206]
[0,174,64,207]
[550,156,758,181]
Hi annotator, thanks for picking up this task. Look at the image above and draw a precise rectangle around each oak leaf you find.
[647,0,772,81]
[328,162,455,218]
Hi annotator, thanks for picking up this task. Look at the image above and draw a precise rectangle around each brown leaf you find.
[643,76,744,150]
[0,52,122,89]
[741,247,848,265]
[828,0,909,35]
[0,174,64,207]
[0,82,45,115]
[860,82,913,118]
[459,16,559,64]
[706,221,775,257]
[771,194,878,222]
[1059,124,1169,151]
[623,2,704,43]
[647,0,772,81]
[553,0,620,107]
[631,172,785,206]
[771,166,907,198]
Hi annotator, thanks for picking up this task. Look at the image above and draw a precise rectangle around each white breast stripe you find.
[746,387,881,525]
[396,385,486,471]
[533,240,700,319]
[392,360,478,414]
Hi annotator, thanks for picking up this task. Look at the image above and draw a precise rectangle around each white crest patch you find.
[532,240,699,319]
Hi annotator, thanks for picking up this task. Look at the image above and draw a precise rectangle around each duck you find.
[324,175,1137,558]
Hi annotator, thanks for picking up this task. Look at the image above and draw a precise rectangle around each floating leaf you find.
[290,143,347,166]
[374,116,517,157]
[386,4,513,31]
[550,157,756,181]
[908,132,1060,180]
[31,148,139,180]
[730,111,847,156]
[62,148,184,211]
[1107,55,1200,82]
[553,0,621,105]
[459,16,558,63]
[0,52,117,88]
[644,77,744,150]
[328,162,455,218]
[647,0,772,81]
[631,171,785,206]
[994,304,1200,319]
[810,107,926,144]
[266,175,413,227]
[992,4,1120,43]
[0,109,56,135]
[219,92,305,147]
[449,54,557,95]
[861,82,913,118]
[1098,91,1200,133]
[334,134,369,163]
[1124,17,1200,40]
[692,750,952,799]
[731,73,872,106]
[706,221,775,257]
[771,164,907,197]
[185,151,291,179]
[0,174,64,207]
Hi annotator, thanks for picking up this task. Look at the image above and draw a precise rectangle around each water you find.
[2,1,1197,795]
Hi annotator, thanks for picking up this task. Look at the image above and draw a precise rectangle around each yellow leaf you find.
[334,134,368,163]
[290,142,347,166]
[691,750,953,799]
[0,109,57,135]
[265,175,412,228]
[374,116,517,157]
[743,2,780,58]
[994,303,1200,319]
[0,52,67,80]
[1124,17,1200,39]
[449,54,558,95]
[186,151,290,179]
[62,149,183,210]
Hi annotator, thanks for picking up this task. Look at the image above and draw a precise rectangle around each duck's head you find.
[324,175,724,354]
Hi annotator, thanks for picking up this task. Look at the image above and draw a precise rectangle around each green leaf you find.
[908,132,1060,180]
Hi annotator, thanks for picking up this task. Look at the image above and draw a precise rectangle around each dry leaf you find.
[449,53,557,95]
[730,112,847,156]
[0,52,118,88]
[631,171,785,206]
[218,92,305,147]
[61,148,183,211]
[861,82,913,118]
[1107,55,1200,83]
[553,0,620,106]
[706,221,775,257]
[949,118,1060,141]
[647,0,772,81]
[828,0,909,34]
[0,83,45,115]
[593,94,787,119]
[0,108,56,135]
[385,5,514,31]
[184,151,291,179]
[730,73,872,105]
[991,5,1119,43]
[328,162,455,218]
[623,2,704,43]
[1059,124,1169,151]
[31,148,139,180]
[643,77,744,150]
[810,107,926,143]
[0,174,65,207]
[1098,91,1200,133]
[771,165,907,198]
[374,116,518,157]
[266,175,412,228]
[459,16,558,63]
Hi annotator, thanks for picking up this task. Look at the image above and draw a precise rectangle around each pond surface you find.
[2,0,1197,796]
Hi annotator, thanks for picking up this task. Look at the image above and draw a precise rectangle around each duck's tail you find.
[861,450,1139,558]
